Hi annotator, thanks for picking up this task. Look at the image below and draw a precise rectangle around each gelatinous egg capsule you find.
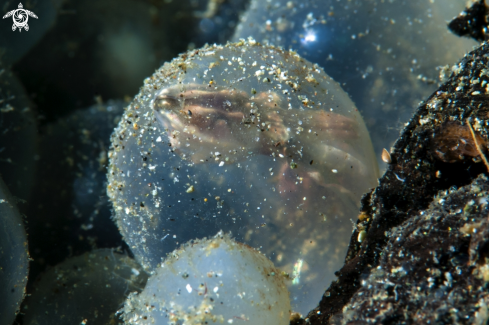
[23,249,147,325]
[107,38,379,314]
[0,177,29,325]
[123,231,290,325]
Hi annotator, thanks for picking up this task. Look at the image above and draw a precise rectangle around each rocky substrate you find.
[301,2,489,323]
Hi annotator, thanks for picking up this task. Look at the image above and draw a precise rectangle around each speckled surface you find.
[107,39,378,314]
[449,0,488,42]
[124,232,290,325]
[336,175,489,324]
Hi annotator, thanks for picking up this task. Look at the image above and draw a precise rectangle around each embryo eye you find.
[107,38,379,314]
[153,95,181,112]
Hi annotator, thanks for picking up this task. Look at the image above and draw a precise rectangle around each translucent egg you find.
[0,67,38,202]
[23,249,148,325]
[123,231,290,325]
[107,39,379,313]
[25,100,125,281]
[0,177,29,325]
[233,0,475,169]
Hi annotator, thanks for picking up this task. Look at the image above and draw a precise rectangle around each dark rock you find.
[335,175,489,324]
[300,42,489,324]
[448,0,489,42]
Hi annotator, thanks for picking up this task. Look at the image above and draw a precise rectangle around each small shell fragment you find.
[358,230,367,243]
[381,148,392,164]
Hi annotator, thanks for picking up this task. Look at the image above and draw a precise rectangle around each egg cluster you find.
[0,1,475,324]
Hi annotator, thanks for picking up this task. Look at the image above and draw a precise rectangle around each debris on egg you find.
[107,39,379,314]
[232,0,475,171]
[123,231,290,325]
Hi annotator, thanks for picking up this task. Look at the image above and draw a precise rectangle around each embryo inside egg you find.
[107,38,379,314]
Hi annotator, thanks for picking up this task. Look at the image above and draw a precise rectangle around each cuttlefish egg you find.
[0,177,29,325]
[23,249,148,325]
[123,231,290,325]
[107,38,379,315]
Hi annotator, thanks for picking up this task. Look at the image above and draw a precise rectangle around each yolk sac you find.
[107,38,379,314]
[123,231,291,325]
